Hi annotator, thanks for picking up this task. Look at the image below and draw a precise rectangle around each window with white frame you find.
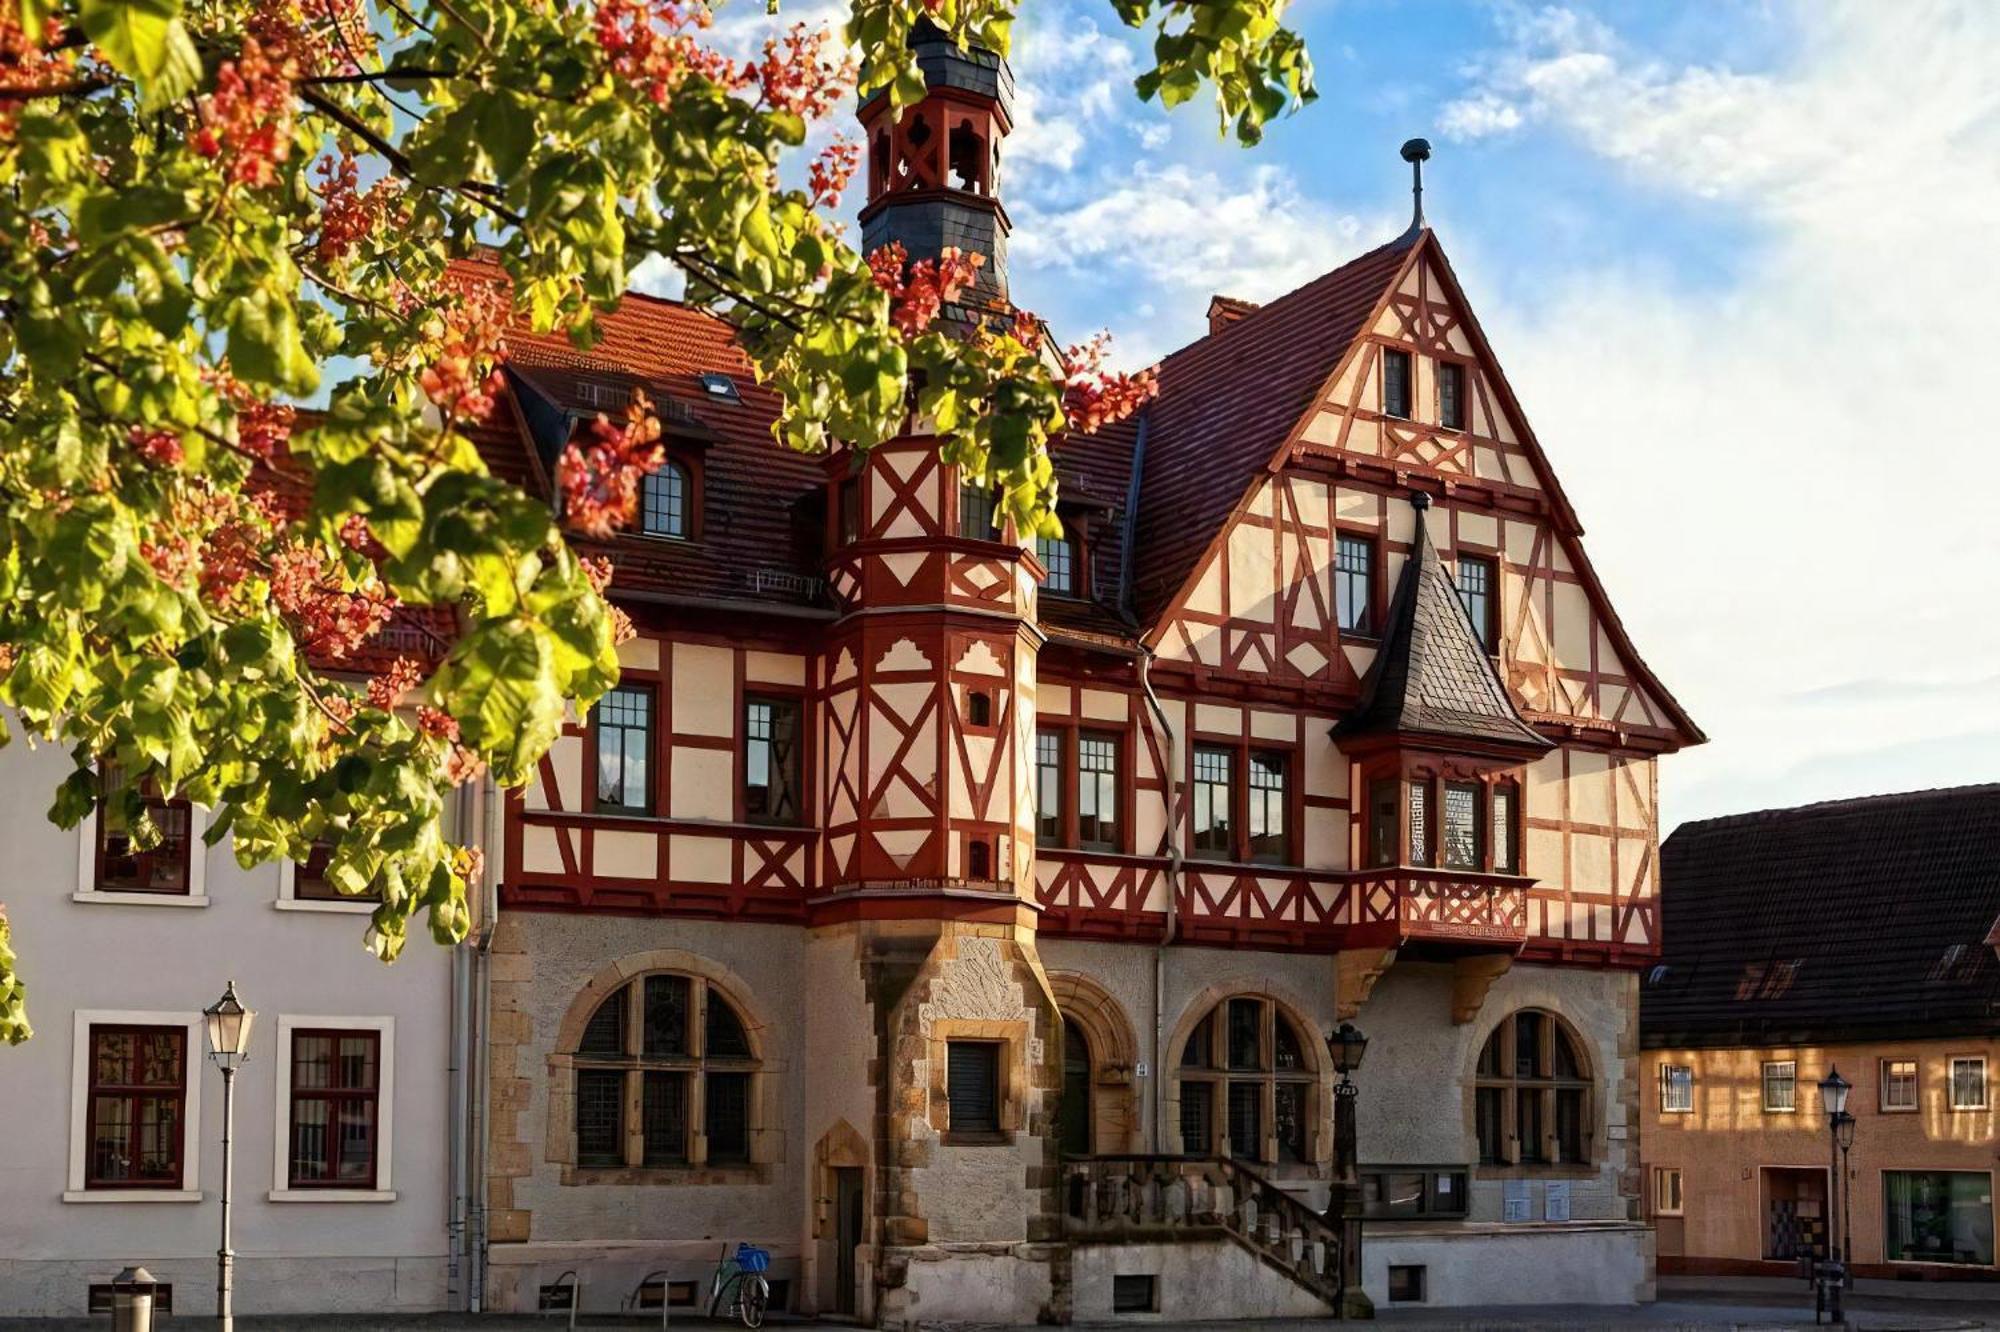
[1950,1057,1987,1111]
[1653,1166,1683,1217]
[66,1010,202,1201]
[1762,1060,1797,1113]
[1881,1058,1919,1113]
[270,1014,396,1200]
[1659,1063,1694,1114]
[75,768,208,905]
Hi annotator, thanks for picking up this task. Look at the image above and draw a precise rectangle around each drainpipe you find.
[448,781,473,1311]
[1138,649,1180,1154]
[470,768,502,1313]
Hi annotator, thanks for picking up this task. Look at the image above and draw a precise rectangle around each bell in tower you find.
[857,22,1014,300]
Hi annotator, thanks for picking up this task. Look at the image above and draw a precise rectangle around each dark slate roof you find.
[1333,493,1550,752]
[1644,786,2000,1049]
[1126,234,1416,626]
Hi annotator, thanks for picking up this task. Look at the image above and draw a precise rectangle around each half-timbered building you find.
[472,28,1703,1322]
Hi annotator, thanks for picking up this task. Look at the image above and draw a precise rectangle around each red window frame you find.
[286,1028,382,1190]
[1188,736,1301,868]
[85,1024,187,1190]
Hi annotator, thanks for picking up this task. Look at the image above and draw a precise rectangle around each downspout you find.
[470,767,502,1313]
[1139,650,1179,1154]
[447,783,474,1311]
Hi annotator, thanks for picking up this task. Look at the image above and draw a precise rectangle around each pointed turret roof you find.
[1335,493,1552,753]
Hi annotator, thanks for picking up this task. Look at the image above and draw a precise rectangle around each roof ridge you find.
[1672,783,2000,835]
[1153,230,1419,371]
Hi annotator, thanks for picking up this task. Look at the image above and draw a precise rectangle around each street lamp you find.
[1814,1067,1852,1326]
[1836,1110,1857,1290]
[1324,1023,1369,1319]
[203,982,255,1332]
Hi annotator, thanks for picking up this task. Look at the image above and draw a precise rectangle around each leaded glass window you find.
[1407,780,1434,867]
[1191,746,1234,859]
[1493,783,1520,874]
[1475,1010,1592,1166]
[594,685,653,813]
[1077,733,1119,851]
[1443,781,1481,870]
[1336,533,1374,634]
[1177,996,1317,1166]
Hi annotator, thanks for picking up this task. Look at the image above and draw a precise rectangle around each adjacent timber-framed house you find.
[471,28,1703,1321]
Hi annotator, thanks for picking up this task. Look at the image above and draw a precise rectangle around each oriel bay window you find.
[1475,1010,1591,1167]
[571,973,760,1172]
[593,684,654,814]
[1191,742,1296,866]
[743,696,803,825]
[1364,770,1524,876]
[1177,996,1318,1167]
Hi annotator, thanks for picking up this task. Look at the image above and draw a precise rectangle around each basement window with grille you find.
[1112,1274,1158,1313]
[1387,1265,1427,1304]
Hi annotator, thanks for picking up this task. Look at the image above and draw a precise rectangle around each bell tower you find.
[857,22,1014,300]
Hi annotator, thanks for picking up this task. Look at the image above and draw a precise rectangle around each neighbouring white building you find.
[0,731,475,1318]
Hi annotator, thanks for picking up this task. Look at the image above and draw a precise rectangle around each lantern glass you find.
[1835,1111,1857,1151]
[1333,1023,1368,1075]
[203,981,255,1069]
[1817,1067,1850,1119]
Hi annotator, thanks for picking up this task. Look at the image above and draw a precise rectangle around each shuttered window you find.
[947,1041,1002,1135]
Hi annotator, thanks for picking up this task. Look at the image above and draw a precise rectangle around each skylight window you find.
[699,372,740,402]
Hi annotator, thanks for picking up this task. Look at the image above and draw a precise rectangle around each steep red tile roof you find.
[1127,234,1417,626]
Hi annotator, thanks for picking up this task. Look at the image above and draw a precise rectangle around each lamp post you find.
[203,982,255,1332]
[1324,1022,1369,1319]
[1835,1110,1857,1289]
[1815,1067,1851,1327]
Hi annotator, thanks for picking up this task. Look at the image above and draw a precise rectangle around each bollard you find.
[110,1266,158,1332]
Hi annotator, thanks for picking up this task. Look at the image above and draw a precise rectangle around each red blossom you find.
[192,37,298,190]
[365,656,425,709]
[416,705,459,741]
[808,136,862,209]
[555,389,666,538]
[591,0,747,107]
[580,555,616,595]
[0,10,75,142]
[128,427,184,469]
[443,743,486,785]
[270,541,395,661]
[314,152,405,265]
[868,243,984,336]
[753,24,855,119]
[249,0,373,77]
[1060,331,1158,434]
[419,284,512,423]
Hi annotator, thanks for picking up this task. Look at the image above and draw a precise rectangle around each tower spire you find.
[1399,137,1431,241]
[857,23,1016,300]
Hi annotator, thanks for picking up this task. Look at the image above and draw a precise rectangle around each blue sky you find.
[978,0,2000,834]
[685,0,2000,833]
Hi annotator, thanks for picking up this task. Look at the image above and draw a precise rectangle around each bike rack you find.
[542,1268,581,1331]
[627,1269,674,1329]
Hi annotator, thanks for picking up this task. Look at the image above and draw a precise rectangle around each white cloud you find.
[1012,164,1384,363]
[1442,2,2000,827]
[1438,92,1523,139]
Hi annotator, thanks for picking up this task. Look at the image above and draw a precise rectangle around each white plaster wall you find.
[1362,1222,1653,1307]
[0,736,453,1317]
[894,1247,1051,1327]
[1070,1239,1332,1322]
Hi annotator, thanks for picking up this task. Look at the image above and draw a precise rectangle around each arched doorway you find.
[1059,1017,1093,1157]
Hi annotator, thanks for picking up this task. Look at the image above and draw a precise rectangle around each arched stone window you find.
[1474,1009,1592,1167]
[569,971,760,1171]
[641,459,692,539]
[1048,971,1140,1156]
[1176,995,1318,1166]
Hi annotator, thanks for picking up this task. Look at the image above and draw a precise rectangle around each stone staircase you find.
[1060,1154,1346,1308]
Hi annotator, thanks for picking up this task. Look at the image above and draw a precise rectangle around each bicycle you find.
[706,1241,772,1329]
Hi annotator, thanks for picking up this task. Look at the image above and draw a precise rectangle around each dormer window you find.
[641,460,692,539]
[1438,362,1466,430]
[1383,349,1413,420]
[699,372,740,402]
[1037,531,1077,596]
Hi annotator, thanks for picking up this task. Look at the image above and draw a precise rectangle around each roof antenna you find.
[1399,138,1431,241]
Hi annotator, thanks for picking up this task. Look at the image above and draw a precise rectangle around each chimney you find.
[1206,294,1260,335]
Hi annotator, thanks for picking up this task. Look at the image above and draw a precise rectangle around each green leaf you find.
[78,0,181,83]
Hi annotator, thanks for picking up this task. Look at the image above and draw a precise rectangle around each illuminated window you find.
[1881,1058,1918,1112]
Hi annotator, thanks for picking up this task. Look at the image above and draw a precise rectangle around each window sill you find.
[63,1189,201,1203]
[273,898,378,915]
[268,1188,396,1203]
[72,891,208,908]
